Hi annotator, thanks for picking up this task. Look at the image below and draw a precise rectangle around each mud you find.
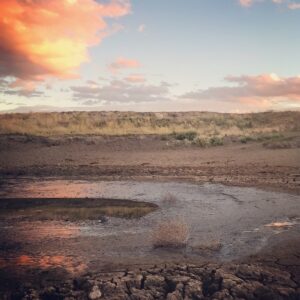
[0,135,299,299]
[1,263,299,299]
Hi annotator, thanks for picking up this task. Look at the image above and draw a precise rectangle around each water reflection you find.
[265,221,296,228]
[7,221,80,241]
[0,255,86,274]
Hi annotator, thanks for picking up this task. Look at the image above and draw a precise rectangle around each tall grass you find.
[0,111,299,137]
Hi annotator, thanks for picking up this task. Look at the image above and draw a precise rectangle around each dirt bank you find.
[0,135,299,194]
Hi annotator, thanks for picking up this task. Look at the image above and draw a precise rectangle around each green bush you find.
[209,137,224,146]
[193,137,208,147]
[173,131,197,141]
[240,136,254,144]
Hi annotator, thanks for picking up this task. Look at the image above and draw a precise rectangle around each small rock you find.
[185,279,203,299]
[166,290,183,300]
[88,285,102,300]
[144,275,166,289]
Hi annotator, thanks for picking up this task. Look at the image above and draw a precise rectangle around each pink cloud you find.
[239,0,254,7]
[138,24,146,33]
[181,74,300,109]
[108,57,141,73]
[0,0,131,82]
[239,0,300,9]
[288,2,300,9]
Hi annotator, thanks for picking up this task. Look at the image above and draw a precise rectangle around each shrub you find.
[209,137,223,146]
[192,137,208,147]
[151,219,189,248]
[239,136,254,144]
[173,131,197,141]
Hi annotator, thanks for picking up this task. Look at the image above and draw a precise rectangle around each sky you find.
[0,0,300,113]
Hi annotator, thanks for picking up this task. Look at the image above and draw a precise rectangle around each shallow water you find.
[0,179,299,274]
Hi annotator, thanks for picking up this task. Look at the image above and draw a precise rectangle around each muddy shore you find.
[0,134,299,194]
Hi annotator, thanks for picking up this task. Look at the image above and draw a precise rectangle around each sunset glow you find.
[0,0,299,112]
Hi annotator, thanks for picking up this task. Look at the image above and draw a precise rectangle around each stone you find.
[88,285,102,300]
[166,290,183,300]
[144,275,166,289]
[130,288,155,300]
[101,282,116,295]
[184,279,203,299]
[121,274,143,290]
[211,289,233,300]
[235,264,262,281]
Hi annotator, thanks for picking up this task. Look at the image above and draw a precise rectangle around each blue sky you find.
[0,0,300,112]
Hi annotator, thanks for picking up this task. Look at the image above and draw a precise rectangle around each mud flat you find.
[0,180,299,298]
[0,133,299,299]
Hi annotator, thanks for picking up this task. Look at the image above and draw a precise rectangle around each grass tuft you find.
[151,219,189,248]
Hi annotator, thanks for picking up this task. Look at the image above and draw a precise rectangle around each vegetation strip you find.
[0,198,158,220]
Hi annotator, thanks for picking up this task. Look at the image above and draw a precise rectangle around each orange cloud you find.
[109,57,141,73]
[0,0,131,81]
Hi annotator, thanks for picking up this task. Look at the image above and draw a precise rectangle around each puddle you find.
[0,179,299,274]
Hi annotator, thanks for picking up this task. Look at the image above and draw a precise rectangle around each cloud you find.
[124,74,146,83]
[138,24,146,33]
[0,0,131,82]
[108,57,141,73]
[0,78,44,98]
[181,74,300,108]
[239,0,253,7]
[239,0,300,9]
[70,79,171,104]
[288,2,300,9]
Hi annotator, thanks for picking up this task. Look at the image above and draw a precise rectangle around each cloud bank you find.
[71,79,171,104]
[181,74,300,108]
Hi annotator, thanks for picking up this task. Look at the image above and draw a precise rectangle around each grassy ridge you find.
[0,111,299,137]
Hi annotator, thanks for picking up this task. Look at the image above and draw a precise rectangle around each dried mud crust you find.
[4,263,300,300]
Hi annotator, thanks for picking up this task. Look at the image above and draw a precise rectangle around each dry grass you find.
[151,219,189,248]
[0,111,299,139]
[0,198,158,220]
[25,206,157,220]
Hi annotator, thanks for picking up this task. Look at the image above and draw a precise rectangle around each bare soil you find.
[0,134,299,194]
